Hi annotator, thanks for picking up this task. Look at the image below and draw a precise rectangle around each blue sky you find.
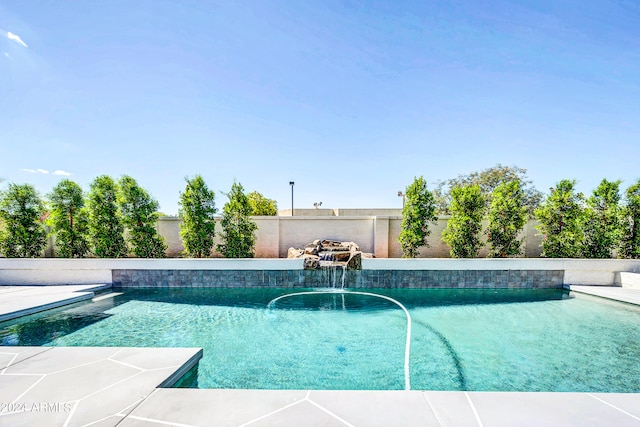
[1,0,639,214]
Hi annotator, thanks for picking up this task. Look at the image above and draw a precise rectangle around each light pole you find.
[397,191,405,209]
[289,181,295,216]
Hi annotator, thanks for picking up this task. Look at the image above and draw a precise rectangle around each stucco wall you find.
[155,216,544,258]
[38,215,552,259]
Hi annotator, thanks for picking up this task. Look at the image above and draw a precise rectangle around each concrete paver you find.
[469,392,640,427]
[0,284,110,322]
[570,285,640,306]
[0,346,202,427]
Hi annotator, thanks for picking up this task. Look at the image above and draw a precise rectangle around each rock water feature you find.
[287,240,372,288]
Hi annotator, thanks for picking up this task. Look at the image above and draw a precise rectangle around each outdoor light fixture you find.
[313,202,322,209]
[398,191,406,208]
[289,181,295,216]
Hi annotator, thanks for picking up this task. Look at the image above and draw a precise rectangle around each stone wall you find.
[112,269,563,289]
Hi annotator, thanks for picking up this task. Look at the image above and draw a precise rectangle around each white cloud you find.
[3,52,8,58]
[7,31,28,48]
[21,168,71,175]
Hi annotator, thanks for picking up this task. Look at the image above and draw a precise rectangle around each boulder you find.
[290,239,364,270]
[346,252,362,270]
[287,248,304,259]
[303,254,320,269]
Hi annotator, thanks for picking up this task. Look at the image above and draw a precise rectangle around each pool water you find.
[1,288,639,392]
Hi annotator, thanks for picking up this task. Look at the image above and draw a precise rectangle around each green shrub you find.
[179,175,217,258]
[118,175,167,258]
[581,179,623,258]
[48,179,90,258]
[487,180,528,257]
[0,183,47,257]
[88,175,127,257]
[442,184,485,258]
[218,181,257,258]
[398,176,437,258]
[247,191,278,216]
[535,179,584,258]
[620,179,640,258]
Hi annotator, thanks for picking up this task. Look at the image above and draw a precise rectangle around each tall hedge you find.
[118,175,167,258]
[179,175,217,258]
[0,183,47,257]
[581,179,622,258]
[48,179,90,258]
[88,175,127,258]
[487,180,528,257]
[621,179,640,258]
[398,176,437,258]
[442,184,485,258]
[218,181,257,258]
[535,179,584,258]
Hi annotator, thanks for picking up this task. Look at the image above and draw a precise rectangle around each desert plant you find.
[87,175,127,257]
[47,179,90,257]
[218,181,257,258]
[535,179,584,258]
[179,175,217,257]
[620,179,640,258]
[0,183,47,257]
[398,176,437,258]
[487,180,528,257]
[118,175,167,258]
[442,184,485,257]
[581,179,623,258]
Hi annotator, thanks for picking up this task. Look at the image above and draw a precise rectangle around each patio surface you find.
[0,285,639,426]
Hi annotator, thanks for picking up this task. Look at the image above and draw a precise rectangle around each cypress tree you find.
[398,176,437,258]
[179,175,217,258]
[48,179,90,257]
[218,181,257,258]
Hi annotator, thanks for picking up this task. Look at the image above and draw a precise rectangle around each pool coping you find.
[1,284,640,426]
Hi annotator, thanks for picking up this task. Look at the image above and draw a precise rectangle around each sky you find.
[1,0,639,215]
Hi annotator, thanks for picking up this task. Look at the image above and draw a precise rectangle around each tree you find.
[0,183,47,257]
[218,181,257,258]
[47,179,90,257]
[486,180,528,257]
[534,179,584,258]
[433,164,542,215]
[247,191,278,216]
[118,175,167,258]
[442,184,486,258]
[398,176,437,258]
[87,175,127,258]
[621,179,640,258]
[581,179,623,258]
[179,175,217,258]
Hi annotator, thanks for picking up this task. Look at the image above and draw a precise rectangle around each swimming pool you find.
[1,288,639,392]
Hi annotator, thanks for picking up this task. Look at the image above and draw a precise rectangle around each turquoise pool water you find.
[1,288,639,392]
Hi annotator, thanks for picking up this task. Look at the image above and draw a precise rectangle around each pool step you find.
[620,272,640,289]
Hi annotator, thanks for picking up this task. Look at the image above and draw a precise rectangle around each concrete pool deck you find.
[0,285,640,426]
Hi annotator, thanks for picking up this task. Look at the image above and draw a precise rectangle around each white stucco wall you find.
[0,259,302,285]
[277,216,376,257]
